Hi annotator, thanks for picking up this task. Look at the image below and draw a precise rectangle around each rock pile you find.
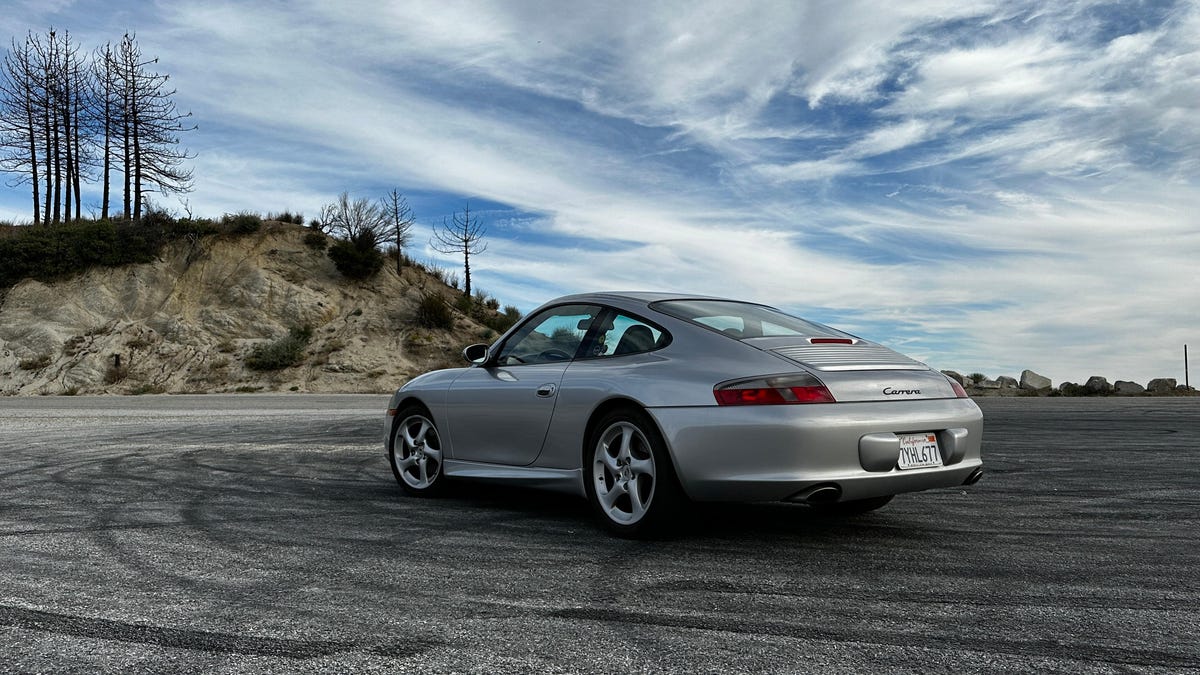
[942,369,1195,397]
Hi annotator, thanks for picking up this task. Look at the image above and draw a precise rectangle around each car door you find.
[534,309,673,469]
[443,304,602,466]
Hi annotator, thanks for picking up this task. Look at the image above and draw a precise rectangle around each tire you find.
[585,408,683,537]
[389,406,446,496]
[810,494,894,516]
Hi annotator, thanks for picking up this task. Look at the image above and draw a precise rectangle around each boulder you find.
[1020,369,1052,390]
[1085,376,1111,394]
[941,370,964,386]
[1058,382,1088,396]
[1148,378,1177,394]
[997,376,1019,389]
[1114,380,1145,395]
[976,378,1001,389]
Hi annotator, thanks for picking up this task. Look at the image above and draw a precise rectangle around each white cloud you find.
[846,119,942,158]
[893,38,1072,114]
[753,158,861,182]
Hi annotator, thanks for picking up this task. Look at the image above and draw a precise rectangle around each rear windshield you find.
[651,299,850,340]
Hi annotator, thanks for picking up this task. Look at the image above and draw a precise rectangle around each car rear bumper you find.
[648,398,984,502]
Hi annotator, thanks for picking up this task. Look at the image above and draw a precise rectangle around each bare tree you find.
[34,30,60,224]
[90,41,120,219]
[0,35,44,224]
[431,202,487,297]
[1,31,193,224]
[320,191,388,246]
[1,29,93,225]
[53,30,88,222]
[116,33,194,220]
[381,188,414,274]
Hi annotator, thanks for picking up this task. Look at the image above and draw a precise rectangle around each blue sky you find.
[2,0,1197,385]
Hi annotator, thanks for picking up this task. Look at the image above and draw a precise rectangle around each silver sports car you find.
[385,292,983,536]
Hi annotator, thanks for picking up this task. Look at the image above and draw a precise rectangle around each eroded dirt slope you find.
[0,222,488,395]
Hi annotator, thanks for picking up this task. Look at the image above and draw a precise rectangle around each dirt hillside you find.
[0,222,496,395]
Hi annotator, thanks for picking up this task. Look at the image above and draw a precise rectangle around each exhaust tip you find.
[963,467,984,486]
[790,483,843,505]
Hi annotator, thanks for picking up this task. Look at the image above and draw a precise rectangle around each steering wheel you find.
[537,349,572,361]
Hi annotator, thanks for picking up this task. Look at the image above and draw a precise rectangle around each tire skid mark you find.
[0,510,344,537]
[0,604,436,659]
[548,606,1200,669]
[633,578,1199,612]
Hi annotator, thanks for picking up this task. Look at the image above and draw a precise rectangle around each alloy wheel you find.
[394,413,443,490]
[592,421,657,525]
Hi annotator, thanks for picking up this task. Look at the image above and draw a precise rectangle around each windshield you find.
[651,299,850,340]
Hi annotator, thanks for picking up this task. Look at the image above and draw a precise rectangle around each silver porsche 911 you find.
[385,292,983,536]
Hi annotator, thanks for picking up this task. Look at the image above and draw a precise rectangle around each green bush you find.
[104,363,129,384]
[303,231,328,250]
[1057,382,1102,397]
[221,212,262,234]
[267,211,304,225]
[244,326,313,371]
[481,305,522,334]
[19,354,52,371]
[175,217,219,236]
[455,293,473,315]
[327,240,383,279]
[0,213,239,289]
[414,292,454,330]
[0,219,178,288]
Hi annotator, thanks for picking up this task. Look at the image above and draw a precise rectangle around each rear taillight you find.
[948,378,969,398]
[714,373,836,405]
[809,337,855,345]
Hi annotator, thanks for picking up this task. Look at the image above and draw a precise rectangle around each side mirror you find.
[462,343,490,365]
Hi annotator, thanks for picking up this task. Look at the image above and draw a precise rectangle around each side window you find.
[589,313,667,358]
[760,320,802,337]
[691,316,796,338]
[495,304,600,366]
[694,315,745,338]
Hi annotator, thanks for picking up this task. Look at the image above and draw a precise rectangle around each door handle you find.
[536,383,557,398]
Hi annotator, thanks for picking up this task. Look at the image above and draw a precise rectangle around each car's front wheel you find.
[389,406,446,495]
[585,408,682,537]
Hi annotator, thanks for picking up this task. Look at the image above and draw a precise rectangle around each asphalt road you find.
[0,395,1197,673]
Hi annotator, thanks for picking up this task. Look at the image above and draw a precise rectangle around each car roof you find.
[551,291,731,305]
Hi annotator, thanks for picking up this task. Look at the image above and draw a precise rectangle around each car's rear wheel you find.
[811,494,894,516]
[389,406,446,495]
[585,408,682,537]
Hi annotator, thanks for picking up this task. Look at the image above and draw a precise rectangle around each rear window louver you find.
[773,344,926,371]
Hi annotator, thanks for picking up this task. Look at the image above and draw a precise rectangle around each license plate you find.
[897,433,942,469]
